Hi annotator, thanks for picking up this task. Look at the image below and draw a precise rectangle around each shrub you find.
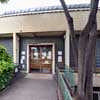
[0,45,14,91]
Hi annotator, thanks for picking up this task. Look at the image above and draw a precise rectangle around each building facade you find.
[0,4,100,99]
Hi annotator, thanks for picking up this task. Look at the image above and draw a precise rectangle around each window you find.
[93,91,100,100]
[93,87,100,100]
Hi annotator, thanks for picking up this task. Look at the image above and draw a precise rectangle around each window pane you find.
[93,93,98,100]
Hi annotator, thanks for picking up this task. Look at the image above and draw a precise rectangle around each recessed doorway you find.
[29,44,54,74]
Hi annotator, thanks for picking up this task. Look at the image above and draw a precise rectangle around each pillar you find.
[13,33,19,64]
[65,31,70,67]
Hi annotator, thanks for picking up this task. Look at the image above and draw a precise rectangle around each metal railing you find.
[58,71,73,100]
[14,64,22,72]
[56,66,75,100]
[63,66,75,90]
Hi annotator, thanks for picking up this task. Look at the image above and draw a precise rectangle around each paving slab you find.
[0,73,57,100]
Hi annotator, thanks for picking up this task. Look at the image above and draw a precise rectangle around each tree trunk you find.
[59,0,78,68]
[84,24,97,100]
[60,0,99,100]
[78,1,99,99]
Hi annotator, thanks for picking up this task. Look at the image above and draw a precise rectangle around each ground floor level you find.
[0,31,65,74]
[0,31,100,100]
[1,31,100,73]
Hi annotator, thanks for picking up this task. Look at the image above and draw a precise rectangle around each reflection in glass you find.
[30,45,52,73]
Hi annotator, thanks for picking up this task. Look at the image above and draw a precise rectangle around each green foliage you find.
[0,45,13,63]
[0,0,9,3]
[0,45,14,91]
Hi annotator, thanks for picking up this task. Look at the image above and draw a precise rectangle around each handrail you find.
[63,66,75,88]
[57,71,73,100]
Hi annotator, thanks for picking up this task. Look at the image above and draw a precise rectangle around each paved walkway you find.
[0,73,57,100]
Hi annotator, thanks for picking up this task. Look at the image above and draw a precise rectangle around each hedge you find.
[0,45,14,91]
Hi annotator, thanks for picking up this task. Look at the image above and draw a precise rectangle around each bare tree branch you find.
[60,0,78,68]
[81,0,99,37]
[60,0,74,36]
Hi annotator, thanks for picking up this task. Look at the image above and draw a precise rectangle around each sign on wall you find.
[58,51,63,63]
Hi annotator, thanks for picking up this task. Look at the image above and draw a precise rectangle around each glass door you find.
[30,46,41,70]
[40,45,52,73]
[30,45,52,73]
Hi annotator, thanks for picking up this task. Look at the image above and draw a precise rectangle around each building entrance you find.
[29,45,52,73]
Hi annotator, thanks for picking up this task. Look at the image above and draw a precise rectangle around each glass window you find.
[96,39,100,68]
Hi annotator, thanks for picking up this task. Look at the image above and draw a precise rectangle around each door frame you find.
[27,43,55,74]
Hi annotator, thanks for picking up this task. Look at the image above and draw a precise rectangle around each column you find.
[65,31,70,66]
[13,33,19,64]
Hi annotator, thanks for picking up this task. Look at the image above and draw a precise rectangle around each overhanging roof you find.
[0,4,91,17]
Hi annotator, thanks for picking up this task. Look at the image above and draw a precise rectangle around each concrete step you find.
[25,73,54,80]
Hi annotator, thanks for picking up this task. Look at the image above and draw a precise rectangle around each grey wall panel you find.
[70,37,100,70]
[0,37,13,56]
[96,39,100,68]
[20,37,65,70]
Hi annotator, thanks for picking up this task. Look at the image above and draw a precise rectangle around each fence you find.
[56,66,75,100]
